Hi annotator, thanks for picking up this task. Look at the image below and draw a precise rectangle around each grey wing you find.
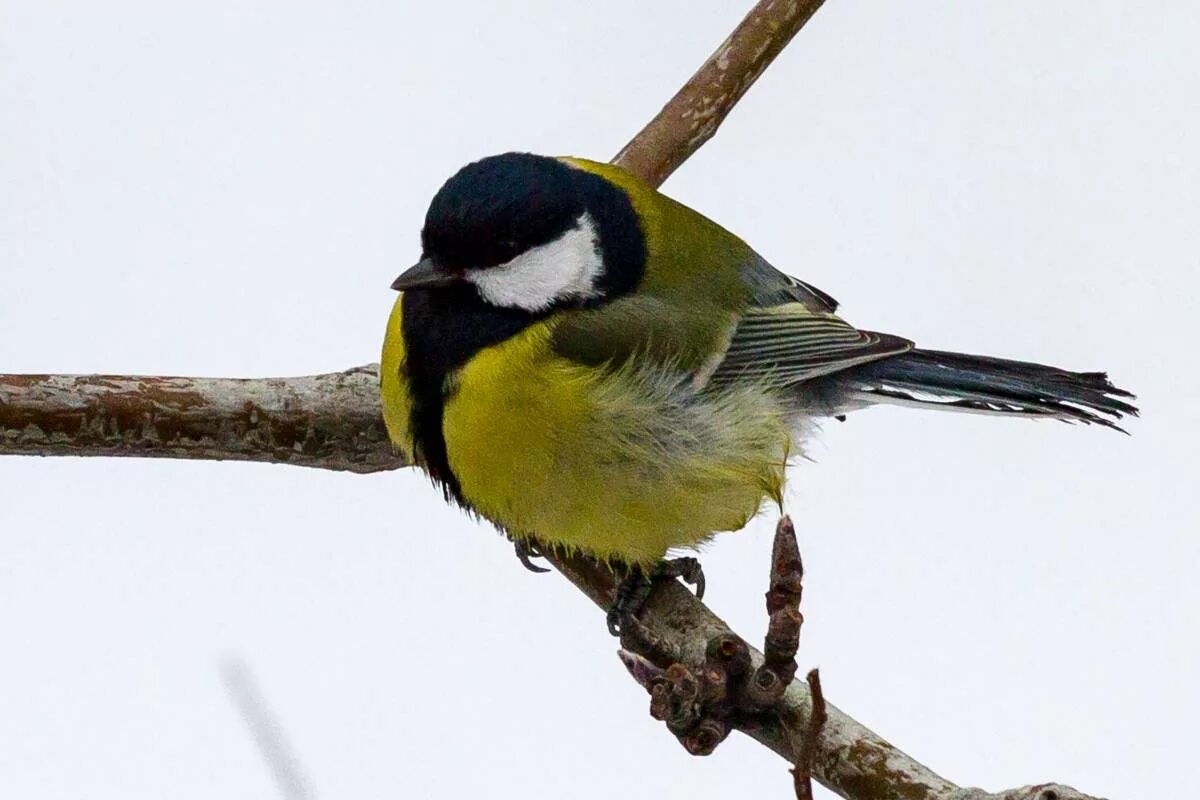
[710,303,912,387]
[740,252,840,312]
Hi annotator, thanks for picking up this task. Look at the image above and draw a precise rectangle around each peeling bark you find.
[0,367,397,473]
[953,786,1105,800]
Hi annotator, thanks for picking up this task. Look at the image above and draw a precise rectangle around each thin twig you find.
[221,659,315,800]
[614,0,828,188]
[793,669,827,800]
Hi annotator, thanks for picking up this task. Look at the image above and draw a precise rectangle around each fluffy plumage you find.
[380,153,1137,566]
[441,319,791,564]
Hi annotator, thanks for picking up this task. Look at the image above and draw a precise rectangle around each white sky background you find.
[1,1,1197,798]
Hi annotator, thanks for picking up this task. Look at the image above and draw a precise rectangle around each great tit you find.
[380,153,1136,609]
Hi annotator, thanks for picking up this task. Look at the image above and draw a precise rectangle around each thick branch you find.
[0,369,397,473]
[0,1,1110,799]
[0,365,1113,800]
[3,0,825,472]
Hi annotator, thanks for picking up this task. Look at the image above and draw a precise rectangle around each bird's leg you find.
[607,557,707,636]
[608,564,650,636]
[512,537,552,574]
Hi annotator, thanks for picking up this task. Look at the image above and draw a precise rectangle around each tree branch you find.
[545,546,1103,800]
[0,2,1110,799]
[0,369,395,473]
[614,0,828,188]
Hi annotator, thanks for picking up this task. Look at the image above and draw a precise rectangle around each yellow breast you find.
[379,296,416,463]
[440,319,790,566]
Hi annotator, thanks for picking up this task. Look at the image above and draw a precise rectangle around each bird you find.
[379,152,1136,632]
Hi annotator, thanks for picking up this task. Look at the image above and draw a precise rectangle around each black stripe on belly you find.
[400,284,545,506]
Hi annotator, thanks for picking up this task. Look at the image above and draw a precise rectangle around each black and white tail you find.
[842,348,1139,432]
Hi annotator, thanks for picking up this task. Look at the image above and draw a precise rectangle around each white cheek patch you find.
[468,214,604,311]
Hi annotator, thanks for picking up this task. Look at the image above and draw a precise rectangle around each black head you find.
[391,154,647,506]
[393,153,646,312]
[422,152,581,272]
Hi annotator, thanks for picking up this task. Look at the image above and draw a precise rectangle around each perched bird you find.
[380,152,1136,631]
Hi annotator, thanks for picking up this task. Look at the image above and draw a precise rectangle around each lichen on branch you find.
[0,368,396,473]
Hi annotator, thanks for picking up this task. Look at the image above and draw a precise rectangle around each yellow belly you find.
[441,321,790,566]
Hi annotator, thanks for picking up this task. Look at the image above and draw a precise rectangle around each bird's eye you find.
[490,240,521,263]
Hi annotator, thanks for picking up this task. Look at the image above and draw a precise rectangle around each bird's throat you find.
[399,285,546,504]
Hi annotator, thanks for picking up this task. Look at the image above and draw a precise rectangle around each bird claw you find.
[513,539,552,574]
[608,566,651,636]
[607,557,707,636]
[659,556,705,601]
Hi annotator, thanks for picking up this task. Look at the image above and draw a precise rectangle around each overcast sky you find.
[2,2,1197,798]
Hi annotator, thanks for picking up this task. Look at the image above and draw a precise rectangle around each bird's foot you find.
[607,557,706,636]
[512,538,552,574]
[656,556,706,601]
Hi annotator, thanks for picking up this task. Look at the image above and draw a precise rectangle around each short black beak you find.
[390,257,460,291]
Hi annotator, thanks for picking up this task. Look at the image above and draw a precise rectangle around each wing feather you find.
[739,254,840,311]
[710,304,912,386]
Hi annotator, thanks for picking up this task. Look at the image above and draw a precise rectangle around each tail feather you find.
[842,347,1139,433]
